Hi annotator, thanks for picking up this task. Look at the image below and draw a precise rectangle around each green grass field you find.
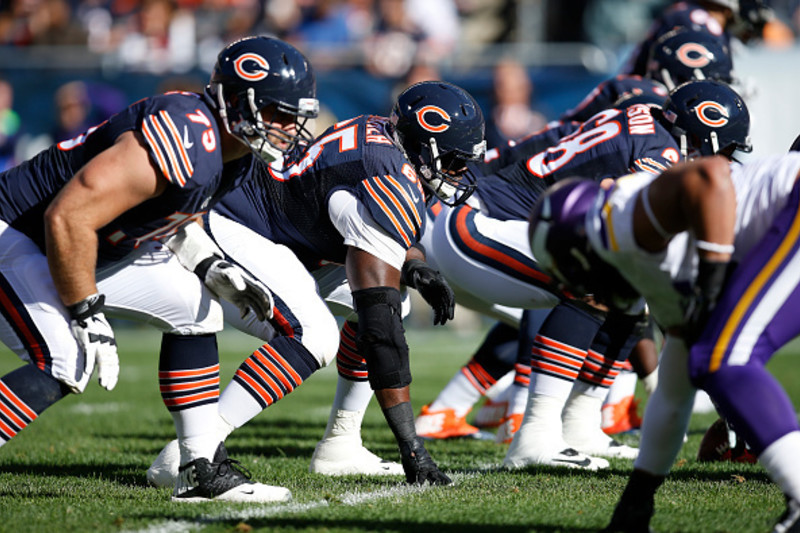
[0,323,796,532]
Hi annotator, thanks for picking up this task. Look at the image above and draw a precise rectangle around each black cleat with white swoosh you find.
[172,442,291,503]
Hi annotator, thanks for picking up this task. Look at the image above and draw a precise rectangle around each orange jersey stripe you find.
[150,113,187,186]
[383,175,422,226]
[141,120,172,184]
[160,111,194,179]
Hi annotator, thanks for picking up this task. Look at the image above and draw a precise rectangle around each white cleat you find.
[573,438,639,460]
[147,439,180,488]
[310,437,404,476]
[503,442,610,471]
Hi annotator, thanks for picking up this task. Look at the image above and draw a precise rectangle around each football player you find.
[645,27,734,91]
[528,151,800,533]
[622,0,738,78]
[411,80,751,470]
[0,35,317,502]
[139,81,484,486]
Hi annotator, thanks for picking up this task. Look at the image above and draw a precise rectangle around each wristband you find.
[67,293,105,321]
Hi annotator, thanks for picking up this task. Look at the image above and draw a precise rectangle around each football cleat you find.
[601,395,643,435]
[773,497,800,533]
[172,443,291,503]
[309,437,404,476]
[473,398,509,429]
[415,404,482,440]
[503,443,610,471]
[495,413,523,444]
[147,438,180,488]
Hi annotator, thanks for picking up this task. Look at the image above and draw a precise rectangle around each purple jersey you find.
[561,75,669,124]
[0,91,246,267]
[476,104,681,221]
[214,115,427,270]
[623,1,730,76]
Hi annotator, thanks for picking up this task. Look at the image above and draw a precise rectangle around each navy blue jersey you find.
[0,91,246,267]
[214,115,427,270]
[561,75,669,123]
[623,1,730,76]
[471,121,580,177]
[476,104,681,221]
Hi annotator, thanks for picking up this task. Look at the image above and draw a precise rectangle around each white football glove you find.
[198,257,274,321]
[67,294,119,392]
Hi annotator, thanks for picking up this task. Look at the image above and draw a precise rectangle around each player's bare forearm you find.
[44,210,101,306]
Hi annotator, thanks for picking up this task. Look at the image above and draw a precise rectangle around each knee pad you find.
[352,287,411,390]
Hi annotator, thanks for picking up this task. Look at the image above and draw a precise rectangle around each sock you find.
[605,367,638,406]
[0,364,69,447]
[159,333,221,464]
[759,431,800,502]
[562,382,612,448]
[220,336,319,428]
[429,367,483,417]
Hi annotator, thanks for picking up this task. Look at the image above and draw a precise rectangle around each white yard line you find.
[125,474,474,533]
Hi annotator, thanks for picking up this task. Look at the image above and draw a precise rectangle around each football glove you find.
[196,257,274,321]
[67,293,119,392]
[401,259,455,325]
[398,437,452,486]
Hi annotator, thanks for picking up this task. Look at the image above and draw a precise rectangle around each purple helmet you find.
[528,178,639,307]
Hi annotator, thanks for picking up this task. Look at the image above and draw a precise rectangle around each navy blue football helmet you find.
[390,81,486,206]
[657,79,752,158]
[646,28,733,90]
[208,36,319,163]
[528,179,640,308]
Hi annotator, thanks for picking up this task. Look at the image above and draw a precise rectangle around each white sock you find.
[332,375,374,413]
[604,370,638,406]
[322,408,367,443]
[507,384,529,415]
[219,379,266,428]
[172,403,222,465]
[759,431,800,501]
[562,386,611,449]
[429,370,483,418]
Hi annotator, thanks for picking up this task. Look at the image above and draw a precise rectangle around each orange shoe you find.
[495,413,523,444]
[601,395,642,435]
[415,404,479,439]
[473,398,508,429]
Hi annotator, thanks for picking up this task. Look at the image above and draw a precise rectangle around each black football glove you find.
[401,259,455,325]
[682,258,731,346]
[399,437,452,486]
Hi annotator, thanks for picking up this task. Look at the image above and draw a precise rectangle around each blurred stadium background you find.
[0,0,798,331]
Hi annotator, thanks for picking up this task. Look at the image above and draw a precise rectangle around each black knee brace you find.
[352,286,411,390]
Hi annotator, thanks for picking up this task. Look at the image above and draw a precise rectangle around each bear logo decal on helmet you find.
[415,105,451,133]
[695,100,729,127]
[676,42,713,69]
[233,53,270,81]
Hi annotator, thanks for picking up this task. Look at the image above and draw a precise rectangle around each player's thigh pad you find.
[0,222,88,389]
[208,212,339,367]
[98,241,224,335]
[431,206,559,309]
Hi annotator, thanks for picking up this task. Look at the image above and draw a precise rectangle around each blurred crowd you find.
[0,0,799,171]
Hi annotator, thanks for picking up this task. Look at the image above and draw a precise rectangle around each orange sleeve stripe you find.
[363,180,412,247]
[384,175,422,226]
[142,120,173,184]
[150,113,187,186]
[160,111,194,178]
[375,177,416,232]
